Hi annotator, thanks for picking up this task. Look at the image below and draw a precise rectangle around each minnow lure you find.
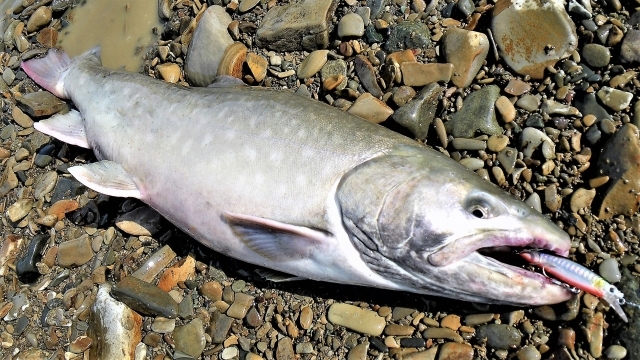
[520,251,628,322]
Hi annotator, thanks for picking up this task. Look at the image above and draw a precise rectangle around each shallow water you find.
[57,0,160,71]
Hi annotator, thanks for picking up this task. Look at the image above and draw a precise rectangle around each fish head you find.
[338,145,572,305]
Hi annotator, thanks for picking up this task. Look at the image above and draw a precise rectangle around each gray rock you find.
[582,43,610,68]
[385,21,431,52]
[256,0,334,51]
[110,276,178,318]
[367,0,387,18]
[457,0,474,17]
[209,310,234,343]
[392,83,442,139]
[321,60,348,91]
[354,55,383,98]
[173,319,206,358]
[476,324,522,350]
[621,29,640,64]
[497,147,517,174]
[445,85,503,138]
[574,92,612,121]
[184,6,234,87]
[17,91,66,117]
[338,13,365,38]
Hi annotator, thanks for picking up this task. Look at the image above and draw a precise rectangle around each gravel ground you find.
[1,0,640,359]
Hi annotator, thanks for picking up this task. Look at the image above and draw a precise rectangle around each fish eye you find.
[470,205,488,219]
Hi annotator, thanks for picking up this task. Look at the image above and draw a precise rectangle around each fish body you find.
[22,49,573,305]
[520,251,628,322]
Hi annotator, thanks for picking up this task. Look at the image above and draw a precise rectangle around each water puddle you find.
[57,0,161,72]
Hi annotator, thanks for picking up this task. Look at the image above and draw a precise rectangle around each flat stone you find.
[256,0,334,51]
[172,318,206,358]
[487,134,509,152]
[443,28,489,88]
[401,62,453,87]
[385,21,431,52]
[115,206,162,236]
[321,60,347,90]
[297,50,328,79]
[570,188,596,212]
[384,324,414,336]
[57,236,94,268]
[423,328,464,343]
[226,292,254,319]
[347,93,393,124]
[582,43,610,68]
[7,199,33,223]
[184,5,234,86]
[157,256,196,291]
[438,342,473,360]
[88,284,143,360]
[597,87,633,111]
[209,310,234,343]
[26,6,52,33]
[476,324,522,350]
[12,106,33,128]
[17,91,65,117]
[520,127,555,159]
[200,281,224,301]
[151,317,175,333]
[338,13,365,38]
[620,29,640,64]
[445,85,503,138]
[504,79,531,96]
[156,63,181,83]
[586,312,604,357]
[276,337,295,360]
[354,55,383,98]
[392,83,442,140]
[516,94,541,112]
[596,124,640,219]
[110,276,178,318]
[327,303,385,336]
[491,0,577,79]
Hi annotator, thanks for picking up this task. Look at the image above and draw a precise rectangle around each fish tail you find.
[21,48,74,99]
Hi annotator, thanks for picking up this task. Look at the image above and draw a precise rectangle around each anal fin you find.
[68,161,141,198]
[34,110,90,148]
[224,212,332,261]
[255,268,305,282]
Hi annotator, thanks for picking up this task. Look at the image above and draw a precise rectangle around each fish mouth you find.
[426,230,573,305]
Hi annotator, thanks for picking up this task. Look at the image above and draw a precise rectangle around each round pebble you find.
[604,344,627,359]
[338,13,365,38]
[598,258,621,283]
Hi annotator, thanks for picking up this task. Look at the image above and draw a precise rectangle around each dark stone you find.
[177,293,194,320]
[365,25,384,44]
[574,92,612,121]
[22,131,50,154]
[568,0,591,19]
[245,307,263,328]
[610,268,639,354]
[630,11,640,27]
[51,177,86,204]
[399,337,425,348]
[367,0,387,19]
[445,85,503,138]
[441,2,455,17]
[16,234,48,283]
[476,324,522,350]
[13,316,29,336]
[585,125,602,144]
[34,154,53,167]
[385,22,431,53]
[209,310,234,343]
[621,29,640,64]
[354,55,383,98]
[369,337,388,352]
[392,83,443,139]
[457,0,474,17]
[110,276,178,318]
[525,114,544,128]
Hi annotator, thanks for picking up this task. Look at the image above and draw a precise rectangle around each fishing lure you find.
[520,251,628,322]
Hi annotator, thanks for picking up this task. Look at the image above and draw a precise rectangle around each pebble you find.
[385,21,431,52]
[443,28,489,88]
[299,306,313,329]
[338,13,365,38]
[184,6,234,86]
[451,138,486,151]
[520,127,555,159]
[569,188,596,212]
[517,345,541,360]
[620,29,640,64]
[209,310,234,343]
[173,318,206,358]
[297,50,329,79]
[276,337,295,360]
[88,284,143,360]
[156,63,181,83]
[423,327,463,343]
[495,96,516,123]
[597,87,633,111]
[327,303,385,336]
[7,198,32,222]
[151,317,176,333]
[26,6,52,32]
[12,106,33,128]
[582,43,610,68]
[604,345,627,359]
[115,206,162,236]
[201,281,224,301]
[598,258,621,283]
[218,42,248,79]
[516,95,541,112]
[226,292,254,319]
[321,60,347,90]
[438,342,473,360]
[256,0,333,51]
[16,91,65,117]
[476,324,522,350]
[16,233,47,284]
[57,235,94,267]
[347,342,368,360]
[586,312,604,357]
[238,0,260,12]
[347,93,393,124]
[504,79,531,96]
[445,85,503,138]
[354,55,383,97]
[221,346,239,359]
[487,134,509,152]
[401,62,453,87]
[110,276,178,318]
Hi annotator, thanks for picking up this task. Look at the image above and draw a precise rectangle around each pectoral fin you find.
[68,161,141,198]
[34,110,90,148]
[223,212,331,261]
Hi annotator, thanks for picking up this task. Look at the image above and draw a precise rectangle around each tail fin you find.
[21,49,72,99]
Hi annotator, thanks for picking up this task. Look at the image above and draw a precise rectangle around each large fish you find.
[21,49,572,305]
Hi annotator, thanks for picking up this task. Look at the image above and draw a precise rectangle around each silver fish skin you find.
[22,49,572,305]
